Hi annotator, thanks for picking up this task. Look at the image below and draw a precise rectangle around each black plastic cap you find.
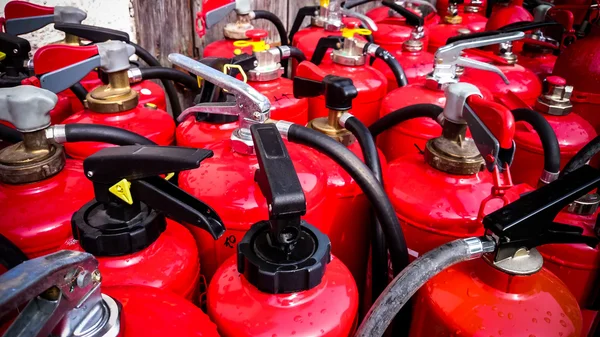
[324,75,358,110]
[237,221,331,294]
[72,200,166,256]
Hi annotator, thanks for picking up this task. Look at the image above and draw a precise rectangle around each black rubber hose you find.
[70,83,88,104]
[511,108,561,179]
[561,135,600,177]
[129,42,183,120]
[286,124,409,275]
[369,104,444,137]
[253,10,289,47]
[0,123,23,143]
[64,124,157,146]
[287,46,307,63]
[372,46,408,87]
[0,77,24,88]
[138,67,198,90]
[344,116,388,305]
[0,234,28,270]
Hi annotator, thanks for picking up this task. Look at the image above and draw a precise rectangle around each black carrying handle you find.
[252,123,306,247]
[445,20,563,45]
[310,36,344,65]
[83,145,225,239]
[382,0,424,27]
[54,23,130,42]
[289,6,320,43]
[483,165,600,261]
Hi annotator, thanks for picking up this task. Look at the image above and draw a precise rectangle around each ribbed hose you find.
[129,41,183,120]
[373,46,408,87]
[356,238,494,337]
[343,116,388,302]
[369,104,444,137]
[511,108,561,181]
[0,123,23,143]
[0,234,28,271]
[138,67,198,90]
[63,124,156,145]
[286,124,410,274]
[70,83,88,104]
[561,135,600,177]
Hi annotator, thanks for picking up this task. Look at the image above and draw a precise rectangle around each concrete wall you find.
[0,0,136,50]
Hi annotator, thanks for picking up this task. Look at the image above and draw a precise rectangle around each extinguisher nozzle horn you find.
[82,145,226,240]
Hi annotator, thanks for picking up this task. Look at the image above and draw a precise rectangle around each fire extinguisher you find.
[35,41,177,160]
[496,76,596,187]
[0,85,156,260]
[171,54,410,291]
[177,38,308,149]
[368,0,434,91]
[0,251,221,337]
[437,0,488,18]
[208,123,359,337]
[553,30,600,133]
[485,0,533,53]
[357,165,600,337]
[309,28,407,126]
[197,0,288,58]
[427,0,489,53]
[345,0,439,27]
[376,31,519,162]
[457,26,543,106]
[289,0,377,67]
[380,83,530,260]
[60,145,226,300]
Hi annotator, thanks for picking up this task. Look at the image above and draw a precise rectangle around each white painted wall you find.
[0,0,136,51]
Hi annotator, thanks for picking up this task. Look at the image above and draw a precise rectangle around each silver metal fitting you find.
[464,237,496,259]
[535,78,573,116]
[568,193,600,216]
[338,112,354,127]
[275,120,293,139]
[230,127,256,155]
[365,43,380,57]
[332,38,367,66]
[278,45,292,59]
[45,124,67,143]
[539,170,560,185]
[128,68,143,84]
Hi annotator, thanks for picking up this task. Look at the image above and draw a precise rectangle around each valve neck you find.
[224,13,254,40]
[332,37,366,66]
[425,120,484,175]
[62,33,81,46]
[87,69,139,113]
[535,76,573,116]
[249,48,283,82]
[444,3,462,24]
[308,109,355,146]
[498,41,518,65]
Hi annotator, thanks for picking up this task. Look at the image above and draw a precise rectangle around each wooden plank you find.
[193,0,289,57]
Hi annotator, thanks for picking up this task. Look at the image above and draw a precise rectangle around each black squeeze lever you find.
[81,145,225,241]
[293,72,358,111]
[382,0,424,27]
[310,36,344,65]
[252,123,306,249]
[0,33,31,77]
[483,165,600,262]
[53,23,130,43]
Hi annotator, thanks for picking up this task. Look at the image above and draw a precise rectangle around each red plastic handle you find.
[295,61,328,82]
[494,90,530,111]
[467,95,515,149]
[4,1,54,19]
[33,44,99,75]
[245,29,268,41]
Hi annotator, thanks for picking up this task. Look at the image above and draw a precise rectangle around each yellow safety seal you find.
[109,179,133,205]
[0,51,5,62]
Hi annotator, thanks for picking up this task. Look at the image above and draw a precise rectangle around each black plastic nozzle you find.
[310,36,344,65]
[74,145,225,256]
[0,33,31,77]
[293,73,358,111]
[483,165,600,262]
[382,0,424,27]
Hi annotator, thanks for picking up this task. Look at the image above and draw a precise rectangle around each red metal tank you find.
[461,48,543,106]
[105,285,221,337]
[59,145,226,301]
[385,86,528,258]
[553,29,600,132]
[177,36,309,149]
[485,0,532,53]
[497,77,597,187]
[517,44,557,80]
[308,29,388,126]
[207,126,358,337]
[538,195,600,336]
[428,16,487,53]
[409,257,582,337]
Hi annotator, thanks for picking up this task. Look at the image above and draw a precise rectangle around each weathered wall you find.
[0,0,136,50]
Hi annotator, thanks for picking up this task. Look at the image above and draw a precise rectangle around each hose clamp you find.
[275,120,294,139]
[45,124,67,143]
[365,43,380,57]
[338,112,354,128]
[278,45,292,59]
[464,237,495,259]
[127,68,143,84]
[539,170,560,185]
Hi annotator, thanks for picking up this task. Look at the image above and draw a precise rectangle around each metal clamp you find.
[432,31,525,85]
[0,251,120,337]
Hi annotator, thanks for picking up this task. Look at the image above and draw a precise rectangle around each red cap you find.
[342,17,361,28]
[546,76,567,87]
[245,29,268,41]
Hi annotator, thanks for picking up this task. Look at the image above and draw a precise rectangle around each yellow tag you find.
[341,28,372,39]
[165,172,175,181]
[0,52,5,62]
[233,39,270,53]
[223,64,248,83]
[197,76,203,88]
[109,179,133,205]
